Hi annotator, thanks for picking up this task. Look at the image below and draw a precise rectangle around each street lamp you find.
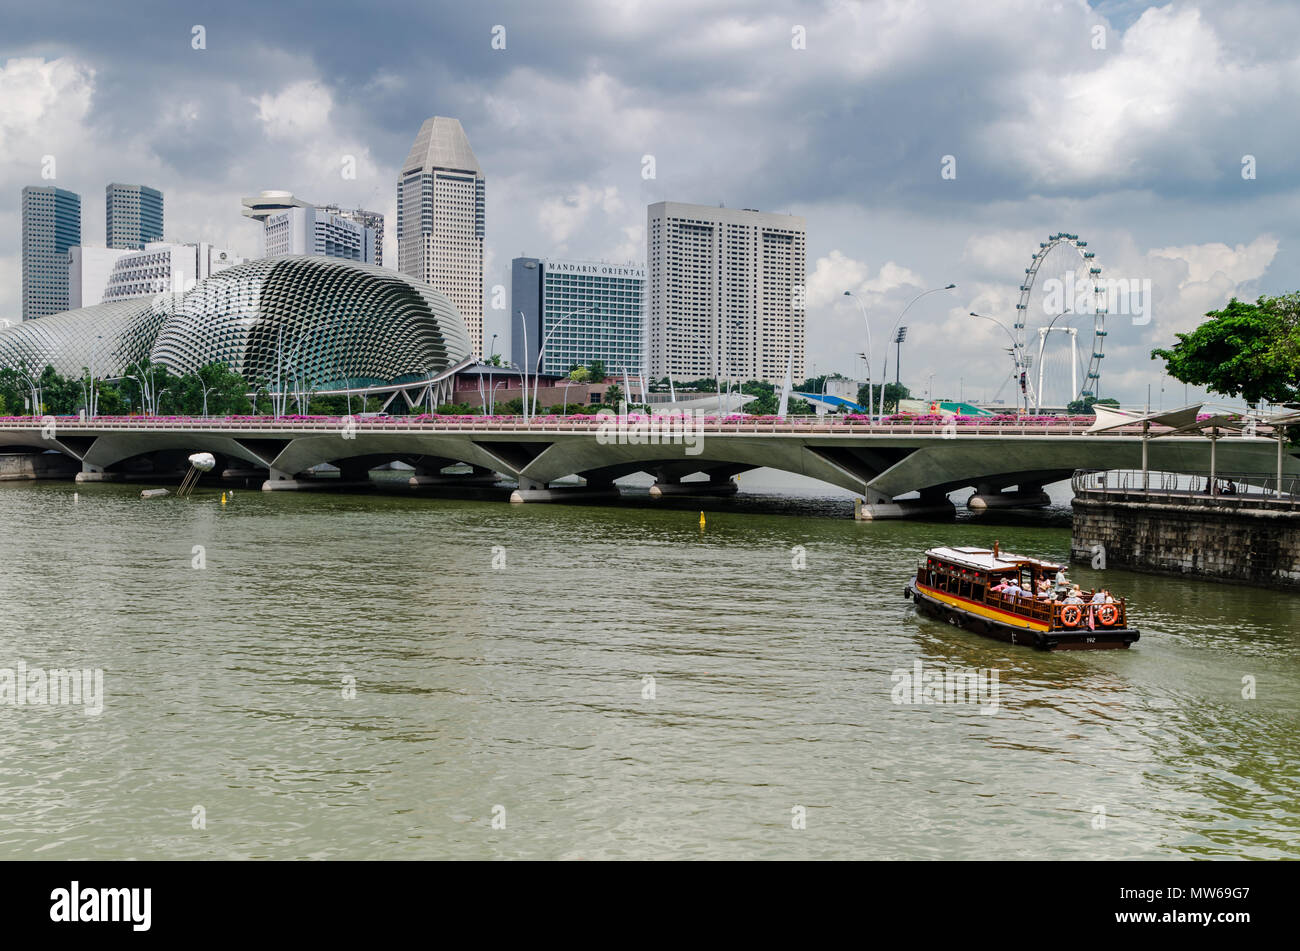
[969,311,1027,414]
[879,284,955,418]
[842,291,874,419]
[534,304,599,417]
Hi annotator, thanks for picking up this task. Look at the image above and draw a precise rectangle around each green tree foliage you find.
[587,359,607,383]
[603,383,624,407]
[856,382,911,413]
[1151,295,1300,406]
[1066,395,1120,415]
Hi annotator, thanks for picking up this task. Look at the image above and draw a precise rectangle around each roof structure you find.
[926,546,1064,573]
[401,116,482,176]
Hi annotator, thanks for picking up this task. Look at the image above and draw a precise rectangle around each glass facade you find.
[106,183,164,251]
[21,186,82,320]
[512,258,646,377]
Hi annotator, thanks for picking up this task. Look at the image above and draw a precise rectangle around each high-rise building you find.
[512,257,646,378]
[106,183,164,250]
[21,185,82,319]
[102,242,245,301]
[397,116,485,357]
[647,201,806,385]
[241,191,378,264]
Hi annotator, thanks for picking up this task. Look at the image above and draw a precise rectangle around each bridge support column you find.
[74,464,121,483]
[854,491,956,521]
[409,463,500,487]
[967,484,1051,512]
[648,476,739,498]
[509,477,621,503]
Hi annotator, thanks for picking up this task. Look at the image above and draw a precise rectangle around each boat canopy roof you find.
[924,546,1064,573]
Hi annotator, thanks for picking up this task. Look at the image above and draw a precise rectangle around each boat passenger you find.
[1089,589,1108,604]
[1064,588,1084,605]
[1053,569,1070,596]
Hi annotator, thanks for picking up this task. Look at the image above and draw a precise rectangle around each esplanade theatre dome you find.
[0,255,474,393]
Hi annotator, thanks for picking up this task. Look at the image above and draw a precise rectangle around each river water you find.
[1,471,1297,859]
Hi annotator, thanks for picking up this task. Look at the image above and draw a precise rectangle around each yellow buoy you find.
[699,510,706,528]
[221,492,228,505]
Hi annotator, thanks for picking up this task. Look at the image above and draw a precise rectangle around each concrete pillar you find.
[74,463,121,483]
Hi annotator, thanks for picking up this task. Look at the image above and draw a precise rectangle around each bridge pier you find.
[261,467,373,491]
[408,463,499,487]
[967,484,1051,512]
[509,477,621,504]
[74,464,121,483]
[854,492,956,521]
[648,476,739,498]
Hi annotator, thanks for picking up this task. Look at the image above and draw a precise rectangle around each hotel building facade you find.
[511,257,646,378]
[647,201,806,385]
[397,116,485,357]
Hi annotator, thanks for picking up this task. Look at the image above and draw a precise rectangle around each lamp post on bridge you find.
[533,304,600,418]
[969,311,1028,415]
[879,284,956,419]
[842,292,873,419]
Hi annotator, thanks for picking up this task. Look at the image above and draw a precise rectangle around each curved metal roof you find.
[0,255,472,392]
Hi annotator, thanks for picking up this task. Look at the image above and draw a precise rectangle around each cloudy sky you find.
[2,0,1296,408]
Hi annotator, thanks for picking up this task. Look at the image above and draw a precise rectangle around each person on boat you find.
[1036,578,1053,598]
[1063,587,1084,605]
[1053,569,1070,597]
[1089,589,1108,604]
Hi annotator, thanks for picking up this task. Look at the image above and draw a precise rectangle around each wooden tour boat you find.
[903,544,1139,651]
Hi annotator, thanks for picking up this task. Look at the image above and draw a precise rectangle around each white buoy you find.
[141,488,170,499]
[188,452,216,472]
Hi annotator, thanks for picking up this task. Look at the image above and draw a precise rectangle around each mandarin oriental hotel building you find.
[511,258,646,378]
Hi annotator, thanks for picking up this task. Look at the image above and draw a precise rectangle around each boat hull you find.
[904,578,1139,651]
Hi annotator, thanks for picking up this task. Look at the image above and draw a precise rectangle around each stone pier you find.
[1071,495,1300,590]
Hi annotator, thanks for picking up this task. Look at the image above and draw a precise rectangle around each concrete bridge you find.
[0,415,1294,518]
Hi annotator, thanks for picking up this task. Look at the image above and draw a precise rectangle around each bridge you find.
[1,413,1294,518]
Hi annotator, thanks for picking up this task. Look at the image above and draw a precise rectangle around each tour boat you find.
[903,544,1139,650]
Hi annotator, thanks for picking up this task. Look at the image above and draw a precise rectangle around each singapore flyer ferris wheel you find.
[1014,233,1107,410]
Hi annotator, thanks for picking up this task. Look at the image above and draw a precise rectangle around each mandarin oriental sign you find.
[544,258,646,280]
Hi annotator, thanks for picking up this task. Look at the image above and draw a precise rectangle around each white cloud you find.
[252,80,333,139]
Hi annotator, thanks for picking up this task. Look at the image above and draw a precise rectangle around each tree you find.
[857,382,911,413]
[568,366,590,383]
[603,383,624,407]
[587,359,607,383]
[1067,395,1119,415]
[1151,295,1300,406]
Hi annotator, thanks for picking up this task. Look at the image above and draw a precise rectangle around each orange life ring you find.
[1097,603,1119,626]
[1060,605,1083,627]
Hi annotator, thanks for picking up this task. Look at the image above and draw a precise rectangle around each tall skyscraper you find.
[21,185,82,319]
[241,191,378,264]
[647,201,806,385]
[397,116,485,356]
[512,257,646,377]
[106,183,164,250]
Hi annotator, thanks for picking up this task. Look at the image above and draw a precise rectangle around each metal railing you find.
[1073,468,1300,509]
[0,414,1277,439]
